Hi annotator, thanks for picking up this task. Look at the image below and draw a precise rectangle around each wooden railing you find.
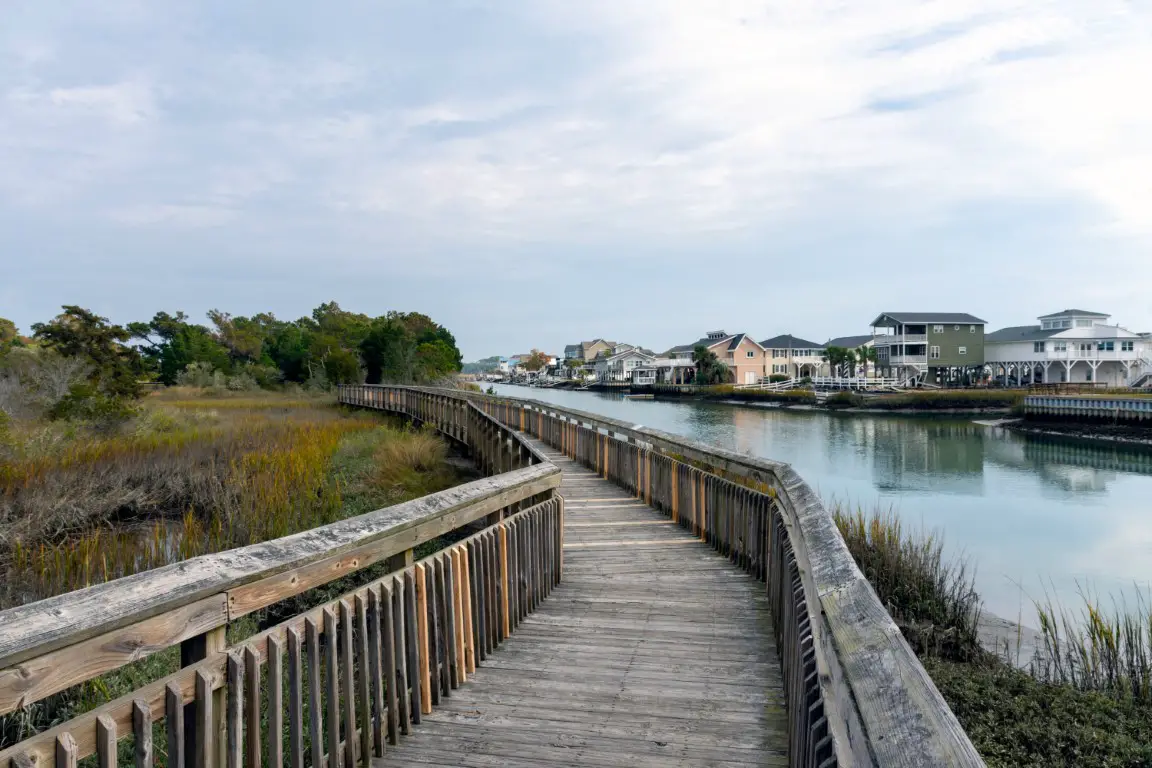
[0,398,562,768]
[341,385,985,768]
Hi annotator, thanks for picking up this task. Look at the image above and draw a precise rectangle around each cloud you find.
[1,0,1151,356]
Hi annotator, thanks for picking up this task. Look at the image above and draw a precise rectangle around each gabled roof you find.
[760,334,825,350]
[603,348,655,363]
[825,335,873,349]
[871,312,987,325]
[667,334,736,355]
[1038,309,1110,319]
[726,333,766,351]
[985,325,1062,343]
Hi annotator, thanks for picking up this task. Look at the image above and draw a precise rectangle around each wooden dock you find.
[373,437,789,767]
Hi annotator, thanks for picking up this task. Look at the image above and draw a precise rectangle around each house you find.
[565,339,617,363]
[985,309,1152,387]
[630,358,696,385]
[594,348,656,382]
[760,334,827,379]
[871,312,987,385]
[666,330,767,385]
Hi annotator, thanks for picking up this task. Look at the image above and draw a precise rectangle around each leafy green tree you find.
[130,312,231,385]
[416,340,463,380]
[521,349,549,372]
[32,306,141,398]
[0,318,20,358]
[692,345,730,385]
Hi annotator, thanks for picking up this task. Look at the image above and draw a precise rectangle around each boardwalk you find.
[374,437,789,767]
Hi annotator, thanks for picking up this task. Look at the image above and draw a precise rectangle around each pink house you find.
[666,331,767,385]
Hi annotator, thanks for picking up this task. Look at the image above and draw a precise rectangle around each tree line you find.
[0,302,462,418]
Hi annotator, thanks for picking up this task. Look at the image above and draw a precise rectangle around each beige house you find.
[760,334,828,379]
[564,339,617,364]
[666,331,767,385]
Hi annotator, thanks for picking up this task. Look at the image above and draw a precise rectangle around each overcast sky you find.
[2,1,1150,359]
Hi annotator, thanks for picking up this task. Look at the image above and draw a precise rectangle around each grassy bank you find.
[650,384,816,405]
[862,389,1024,410]
[0,389,468,750]
[835,505,1152,766]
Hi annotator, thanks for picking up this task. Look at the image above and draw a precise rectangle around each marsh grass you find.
[0,393,455,608]
[866,390,1024,410]
[832,505,983,661]
[1033,587,1152,703]
[0,391,468,752]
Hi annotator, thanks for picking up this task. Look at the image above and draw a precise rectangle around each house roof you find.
[825,334,873,349]
[871,312,987,326]
[760,334,825,350]
[1037,309,1110,319]
[666,334,736,355]
[985,325,1062,343]
[603,348,655,363]
[725,333,766,351]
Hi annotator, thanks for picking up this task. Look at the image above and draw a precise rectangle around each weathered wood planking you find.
[373,440,788,768]
[0,464,559,677]
[356,384,987,768]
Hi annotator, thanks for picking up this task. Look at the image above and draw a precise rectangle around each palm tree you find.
[856,346,877,378]
[692,345,727,385]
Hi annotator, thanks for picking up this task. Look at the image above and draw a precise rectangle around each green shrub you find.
[926,657,1152,768]
[825,391,864,408]
[768,374,789,383]
[867,390,1023,410]
[47,384,138,428]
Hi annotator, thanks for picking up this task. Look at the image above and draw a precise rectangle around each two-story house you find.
[871,312,987,386]
[666,330,767,385]
[985,309,1152,386]
[760,335,827,379]
[594,348,656,383]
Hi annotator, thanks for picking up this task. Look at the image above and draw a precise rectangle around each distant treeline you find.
[1,302,462,402]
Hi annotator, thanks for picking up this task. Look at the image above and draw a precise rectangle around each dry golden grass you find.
[0,392,453,608]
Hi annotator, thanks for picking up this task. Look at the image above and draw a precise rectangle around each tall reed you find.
[1033,587,1152,703]
[833,504,983,661]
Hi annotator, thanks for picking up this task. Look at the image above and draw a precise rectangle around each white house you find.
[595,349,655,382]
[630,358,696,385]
[985,309,1152,387]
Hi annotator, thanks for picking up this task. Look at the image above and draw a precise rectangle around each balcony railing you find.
[873,334,928,345]
[888,354,929,365]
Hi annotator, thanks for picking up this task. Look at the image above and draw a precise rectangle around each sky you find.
[2,1,1150,360]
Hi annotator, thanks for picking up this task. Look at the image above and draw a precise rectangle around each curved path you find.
[374,436,789,767]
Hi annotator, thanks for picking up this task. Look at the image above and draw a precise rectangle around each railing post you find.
[181,626,227,767]
[386,548,414,573]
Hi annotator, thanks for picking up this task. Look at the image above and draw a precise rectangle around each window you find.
[746,350,755,358]
[1122,341,1135,352]
[959,346,967,356]
[930,346,941,360]
[933,325,944,334]
[954,325,960,331]
[1033,341,1046,353]
[1098,341,1114,352]
[1053,341,1067,352]
[1076,319,1093,328]
[970,325,976,333]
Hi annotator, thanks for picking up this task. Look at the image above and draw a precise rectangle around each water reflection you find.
[490,385,1152,621]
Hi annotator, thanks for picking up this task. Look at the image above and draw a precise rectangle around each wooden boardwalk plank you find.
[374,439,789,767]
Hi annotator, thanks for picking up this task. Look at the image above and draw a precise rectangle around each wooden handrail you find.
[345,384,985,768]
[1,395,564,768]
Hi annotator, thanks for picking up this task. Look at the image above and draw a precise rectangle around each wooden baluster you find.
[287,628,305,768]
[165,686,183,768]
[268,637,284,768]
[96,714,117,768]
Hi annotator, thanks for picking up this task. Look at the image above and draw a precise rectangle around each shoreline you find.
[1005,421,1152,450]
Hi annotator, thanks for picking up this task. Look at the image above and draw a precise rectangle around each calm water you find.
[491,384,1152,623]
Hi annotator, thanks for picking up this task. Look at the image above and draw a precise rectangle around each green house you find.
[870,312,987,386]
